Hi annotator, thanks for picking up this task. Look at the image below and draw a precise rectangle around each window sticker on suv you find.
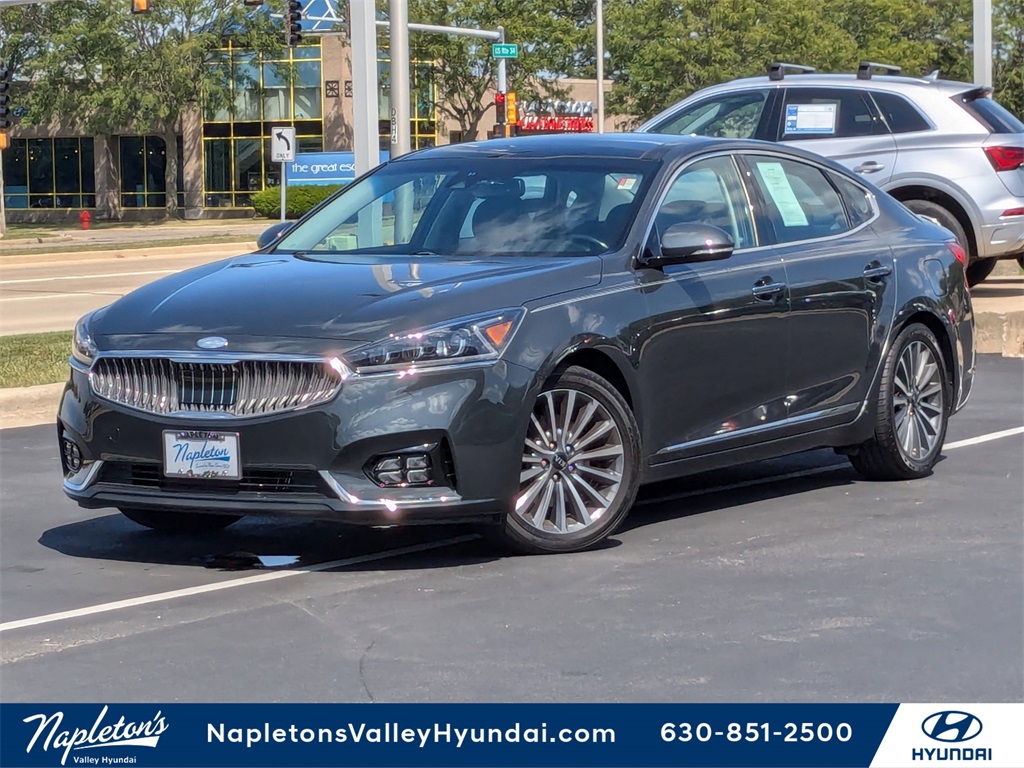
[784,103,837,135]
[755,161,809,226]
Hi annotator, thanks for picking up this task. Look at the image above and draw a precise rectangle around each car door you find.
[636,154,791,463]
[739,152,897,425]
[776,87,898,185]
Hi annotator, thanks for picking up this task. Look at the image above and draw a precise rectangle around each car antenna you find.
[923,69,940,81]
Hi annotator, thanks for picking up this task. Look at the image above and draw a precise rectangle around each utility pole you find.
[349,0,380,177]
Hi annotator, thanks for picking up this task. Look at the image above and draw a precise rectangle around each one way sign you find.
[271,127,296,162]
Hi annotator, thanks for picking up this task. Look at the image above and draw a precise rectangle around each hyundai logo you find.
[921,711,983,743]
[196,336,229,350]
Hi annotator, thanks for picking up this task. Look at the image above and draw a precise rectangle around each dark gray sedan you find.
[59,134,975,554]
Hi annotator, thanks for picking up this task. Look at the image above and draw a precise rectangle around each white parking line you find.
[945,426,1024,450]
[2,425,1021,635]
[0,269,178,286]
[0,534,479,633]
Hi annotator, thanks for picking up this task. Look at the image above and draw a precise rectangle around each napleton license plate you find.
[162,430,241,480]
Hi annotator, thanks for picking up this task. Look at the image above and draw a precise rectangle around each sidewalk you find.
[0,219,270,256]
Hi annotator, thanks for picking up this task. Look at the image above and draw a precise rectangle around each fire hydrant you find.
[79,210,92,230]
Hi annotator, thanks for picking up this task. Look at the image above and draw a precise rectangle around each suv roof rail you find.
[857,61,902,80]
[768,62,817,81]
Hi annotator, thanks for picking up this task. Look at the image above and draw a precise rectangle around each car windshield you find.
[273,156,654,259]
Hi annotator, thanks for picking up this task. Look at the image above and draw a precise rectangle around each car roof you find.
[701,72,977,97]
[393,132,728,163]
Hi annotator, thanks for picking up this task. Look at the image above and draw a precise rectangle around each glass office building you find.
[2,35,439,220]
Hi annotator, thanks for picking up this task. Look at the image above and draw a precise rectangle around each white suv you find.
[638,62,1024,285]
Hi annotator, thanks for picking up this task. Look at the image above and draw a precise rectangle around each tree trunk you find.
[163,123,179,218]
[96,134,122,222]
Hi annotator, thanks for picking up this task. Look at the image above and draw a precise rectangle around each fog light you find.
[62,438,82,473]
[371,453,433,487]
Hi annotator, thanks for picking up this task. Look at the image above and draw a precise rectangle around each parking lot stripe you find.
[2,426,1020,636]
[0,534,479,634]
[944,426,1024,450]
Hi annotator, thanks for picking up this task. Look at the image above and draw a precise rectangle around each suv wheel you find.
[902,200,984,285]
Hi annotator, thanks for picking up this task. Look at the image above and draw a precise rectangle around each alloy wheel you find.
[516,388,625,534]
[892,340,944,462]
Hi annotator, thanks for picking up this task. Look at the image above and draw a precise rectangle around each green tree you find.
[9,0,280,218]
[994,0,1024,118]
[406,0,590,140]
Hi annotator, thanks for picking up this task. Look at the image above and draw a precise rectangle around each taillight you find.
[946,241,967,266]
[983,145,1024,172]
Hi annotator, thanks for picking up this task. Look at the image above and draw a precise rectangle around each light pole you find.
[973,0,992,86]
[595,0,604,133]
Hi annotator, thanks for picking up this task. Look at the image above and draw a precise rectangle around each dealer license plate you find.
[162,430,241,480]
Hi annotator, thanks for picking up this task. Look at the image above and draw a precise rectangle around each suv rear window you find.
[958,93,1024,134]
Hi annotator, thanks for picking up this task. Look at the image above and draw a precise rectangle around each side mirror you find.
[643,223,734,268]
[257,221,293,250]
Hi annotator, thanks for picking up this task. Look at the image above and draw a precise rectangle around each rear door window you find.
[744,155,851,243]
[780,88,885,140]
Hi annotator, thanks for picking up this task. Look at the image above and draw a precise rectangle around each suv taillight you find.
[983,146,1024,172]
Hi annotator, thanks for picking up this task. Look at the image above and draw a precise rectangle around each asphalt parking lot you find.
[0,355,1021,703]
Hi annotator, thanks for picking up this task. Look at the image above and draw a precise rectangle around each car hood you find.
[91,252,602,348]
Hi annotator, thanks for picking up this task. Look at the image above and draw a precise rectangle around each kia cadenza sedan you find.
[59,134,974,554]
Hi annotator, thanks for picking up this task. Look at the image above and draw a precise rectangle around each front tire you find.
[849,323,949,480]
[119,507,241,533]
[500,366,641,554]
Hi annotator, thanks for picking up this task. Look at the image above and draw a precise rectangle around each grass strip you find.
[0,331,72,388]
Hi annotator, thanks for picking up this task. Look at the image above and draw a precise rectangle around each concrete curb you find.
[975,311,1024,358]
[0,383,63,431]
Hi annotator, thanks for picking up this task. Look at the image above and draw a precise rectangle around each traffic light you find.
[285,0,303,47]
[0,61,11,132]
[495,91,506,124]
[506,91,518,126]
[130,0,151,13]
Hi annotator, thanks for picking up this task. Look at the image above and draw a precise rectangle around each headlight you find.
[71,313,97,365]
[345,309,524,374]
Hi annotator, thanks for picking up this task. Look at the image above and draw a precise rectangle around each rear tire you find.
[965,257,998,286]
[119,507,241,533]
[499,366,641,554]
[849,323,949,481]
[902,199,981,284]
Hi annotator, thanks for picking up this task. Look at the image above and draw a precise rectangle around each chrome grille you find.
[90,357,342,416]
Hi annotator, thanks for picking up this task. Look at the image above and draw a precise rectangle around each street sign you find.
[491,43,519,59]
[271,127,297,163]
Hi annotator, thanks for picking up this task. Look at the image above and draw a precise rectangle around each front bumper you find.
[59,359,535,526]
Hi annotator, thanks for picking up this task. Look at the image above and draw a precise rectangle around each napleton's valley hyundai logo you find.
[921,711,983,742]
[23,706,168,765]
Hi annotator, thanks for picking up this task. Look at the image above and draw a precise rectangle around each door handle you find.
[853,161,885,174]
[752,278,786,300]
[863,261,893,281]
